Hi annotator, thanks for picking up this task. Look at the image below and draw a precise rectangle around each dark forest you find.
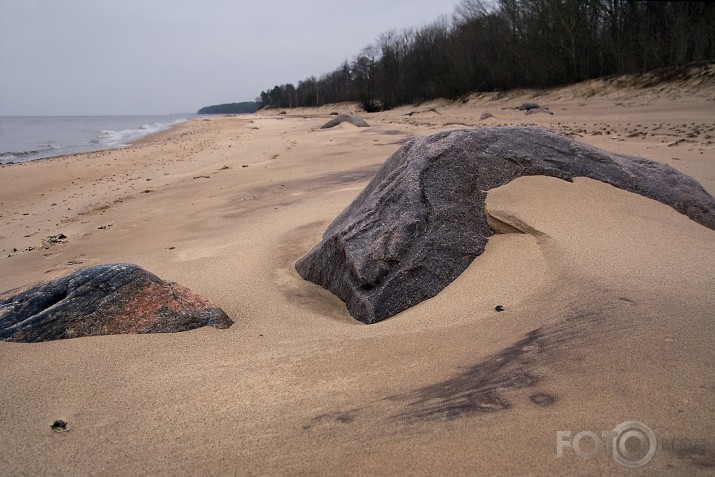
[255,0,714,112]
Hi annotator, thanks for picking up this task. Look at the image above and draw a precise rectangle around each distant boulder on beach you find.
[518,102,541,111]
[0,263,232,342]
[320,114,370,129]
[526,107,554,115]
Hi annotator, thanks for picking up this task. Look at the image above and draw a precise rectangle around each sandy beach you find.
[1,76,714,475]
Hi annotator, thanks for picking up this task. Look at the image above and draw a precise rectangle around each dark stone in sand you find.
[0,263,232,342]
[296,127,715,324]
[479,111,495,120]
[45,233,67,245]
[51,420,69,432]
[518,102,541,111]
[526,107,553,115]
[320,114,370,129]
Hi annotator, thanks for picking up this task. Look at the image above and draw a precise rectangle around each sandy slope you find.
[0,79,714,475]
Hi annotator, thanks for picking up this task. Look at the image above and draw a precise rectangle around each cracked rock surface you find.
[296,127,715,324]
[0,263,233,342]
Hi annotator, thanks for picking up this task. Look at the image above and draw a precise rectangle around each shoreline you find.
[0,115,193,166]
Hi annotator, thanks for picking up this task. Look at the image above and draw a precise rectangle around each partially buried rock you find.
[43,233,68,247]
[0,263,232,342]
[320,114,370,129]
[526,107,553,116]
[518,102,541,111]
[51,420,69,432]
[296,127,715,324]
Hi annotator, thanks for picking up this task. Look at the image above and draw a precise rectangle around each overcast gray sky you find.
[0,0,461,116]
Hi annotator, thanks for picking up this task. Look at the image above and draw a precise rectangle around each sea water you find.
[0,115,193,164]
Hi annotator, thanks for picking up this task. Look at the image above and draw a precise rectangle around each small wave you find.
[0,144,58,163]
[1,116,192,164]
[98,119,188,147]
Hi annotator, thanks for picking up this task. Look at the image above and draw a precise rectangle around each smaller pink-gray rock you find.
[321,114,370,129]
[0,263,232,343]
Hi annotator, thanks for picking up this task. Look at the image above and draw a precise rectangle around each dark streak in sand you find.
[667,445,715,468]
[389,329,543,420]
[388,308,604,422]
[301,306,612,432]
[223,165,381,221]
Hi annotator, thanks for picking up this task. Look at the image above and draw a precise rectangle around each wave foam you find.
[98,119,188,147]
[0,144,59,163]
[0,116,191,164]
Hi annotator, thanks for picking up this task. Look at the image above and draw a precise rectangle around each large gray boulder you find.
[296,127,715,324]
[320,114,370,129]
[0,263,233,342]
